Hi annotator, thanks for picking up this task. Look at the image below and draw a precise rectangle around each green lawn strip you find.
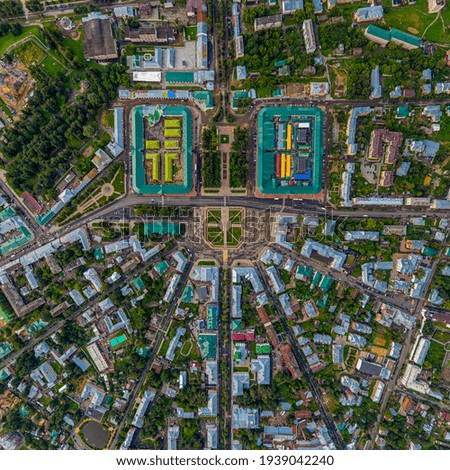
[111,165,125,193]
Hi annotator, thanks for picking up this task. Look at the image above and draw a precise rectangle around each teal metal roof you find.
[366,24,391,42]
[165,71,195,83]
[132,105,193,195]
[391,28,421,47]
[257,106,323,195]
[193,91,214,109]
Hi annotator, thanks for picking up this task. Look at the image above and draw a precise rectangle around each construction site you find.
[257,106,324,196]
[132,105,193,195]
[0,59,35,122]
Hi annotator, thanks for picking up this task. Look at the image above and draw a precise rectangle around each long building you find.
[302,20,317,54]
[124,23,178,44]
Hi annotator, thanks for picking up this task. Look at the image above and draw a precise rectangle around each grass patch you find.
[40,55,67,79]
[426,341,446,369]
[63,33,85,62]
[227,226,242,247]
[220,134,230,144]
[207,226,224,246]
[184,25,197,41]
[229,209,242,224]
[433,329,450,343]
[207,209,221,224]
[111,164,125,193]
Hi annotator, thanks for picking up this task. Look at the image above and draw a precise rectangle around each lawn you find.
[426,340,446,369]
[207,226,224,246]
[229,209,243,224]
[220,134,230,144]
[40,55,67,79]
[0,26,43,57]
[184,25,197,41]
[111,164,125,193]
[382,0,447,42]
[227,226,242,247]
[207,209,221,224]
[433,329,450,344]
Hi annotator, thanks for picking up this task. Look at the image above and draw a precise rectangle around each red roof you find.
[22,191,42,212]
[231,330,255,342]
[257,305,270,324]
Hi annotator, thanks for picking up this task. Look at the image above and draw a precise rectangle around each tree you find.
[25,0,43,12]
[15,350,39,378]
[10,22,23,36]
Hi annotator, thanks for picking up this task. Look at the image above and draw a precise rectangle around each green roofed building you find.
[27,319,47,335]
[422,246,438,256]
[206,305,218,330]
[317,294,329,309]
[232,90,250,110]
[136,347,149,358]
[365,25,421,50]
[146,140,160,150]
[110,334,127,348]
[0,368,11,381]
[181,284,193,302]
[397,106,409,119]
[166,71,195,83]
[154,260,169,276]
[318,276,334,292]
[133,277,145,291]
[198,333,217,359]
[0,224,34,255]
[94,248,104,261]
[0,343,13,360]
[149,153,160,181]
[365,24,391,44]
[311,271,323,286]
[193,91,214,109]
[0,206,14,221]
[256,344,271,354]
[296,265,313,280]
[232,319,243,331]
[257,106,323,196]
[36,210,56,226]
[391,28,421,49]
[132,105,193,195]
